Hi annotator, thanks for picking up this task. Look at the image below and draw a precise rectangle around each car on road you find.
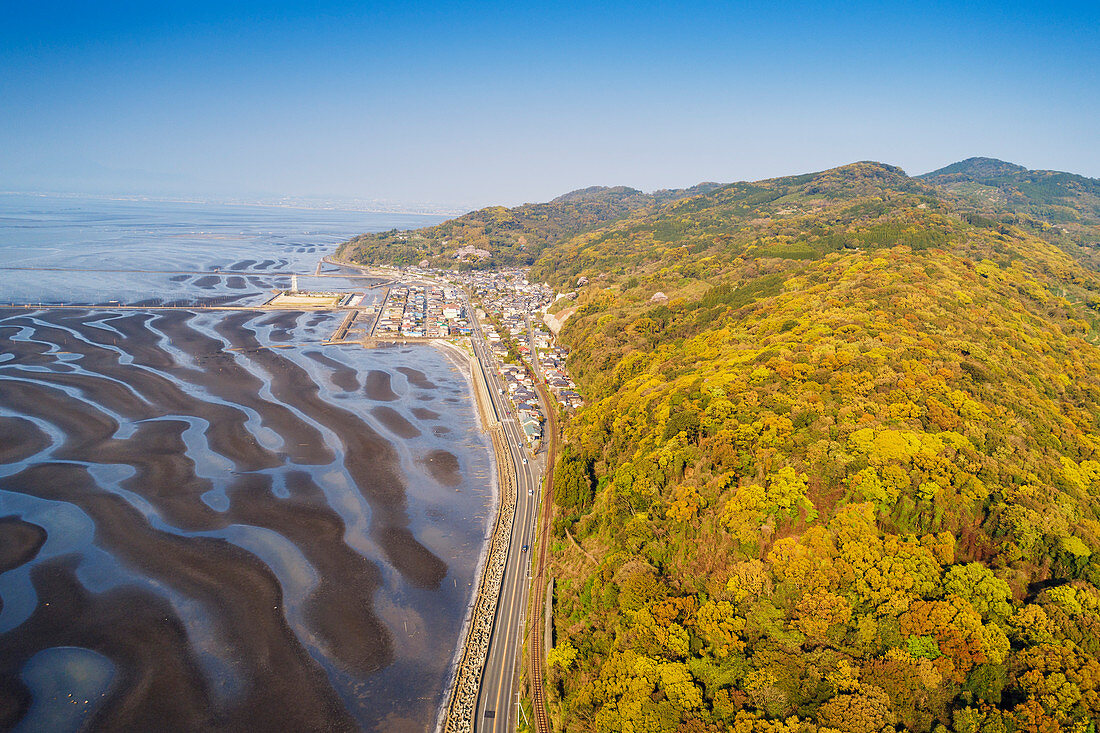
[522,544,529,552]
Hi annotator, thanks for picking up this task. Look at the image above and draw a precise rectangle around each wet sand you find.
[0,463,361,732]
[1,556,217,732]
[258,311,299,342]
[364,370,399,401]
[0,326,56,368]
[5,313,281,471]
[396,366,437,390]
[149,311,335,465]
[0,416,51,464]
[0,517,46,574]
[236,471,391,674]
[421,449,463,487]
[214,313,447,589]
[371,406,421,439]
[411,407,441,421]
[0,306,490,731]
[305,350,359,391]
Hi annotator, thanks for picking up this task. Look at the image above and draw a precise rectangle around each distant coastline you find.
[0,189,469,218]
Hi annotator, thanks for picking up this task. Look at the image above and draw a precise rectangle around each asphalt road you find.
[467,300,544,732]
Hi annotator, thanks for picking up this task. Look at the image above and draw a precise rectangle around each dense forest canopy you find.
[535,161,1100,732]
[918,157,1100,267]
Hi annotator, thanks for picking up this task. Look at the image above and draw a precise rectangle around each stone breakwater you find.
[444,423,515,733]
[440,340,516,733]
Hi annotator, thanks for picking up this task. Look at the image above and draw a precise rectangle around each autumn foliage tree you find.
[517,162,1100,732]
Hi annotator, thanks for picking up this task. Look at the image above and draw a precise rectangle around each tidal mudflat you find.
[0,197,490,732]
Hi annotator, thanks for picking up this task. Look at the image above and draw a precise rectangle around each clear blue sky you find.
[2,1,1097,209]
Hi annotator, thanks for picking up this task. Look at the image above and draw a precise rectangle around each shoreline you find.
[0,234,503,729]
[430,338,500,733]
[0,307,492,731]
[431,338,517,733]
[323,259,510,732]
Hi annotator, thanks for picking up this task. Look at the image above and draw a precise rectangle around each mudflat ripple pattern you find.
[0,308,494,732]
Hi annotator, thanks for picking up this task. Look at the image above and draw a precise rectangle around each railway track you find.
[528,377,560,733]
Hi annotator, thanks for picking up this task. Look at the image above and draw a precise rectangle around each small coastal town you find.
[372,284,473,338]
[356,266,582,449]
[456,268,582,447]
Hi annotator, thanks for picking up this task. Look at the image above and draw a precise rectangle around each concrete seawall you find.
[437,341,518,733]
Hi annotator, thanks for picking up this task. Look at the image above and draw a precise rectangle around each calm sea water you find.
[0,193,438,306]
[0,194,494,732]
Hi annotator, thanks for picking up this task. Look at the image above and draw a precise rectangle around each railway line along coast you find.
[438,333,517,733]
[527,374,560,733]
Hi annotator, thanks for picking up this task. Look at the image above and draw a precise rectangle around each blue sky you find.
[2,1,1097,209]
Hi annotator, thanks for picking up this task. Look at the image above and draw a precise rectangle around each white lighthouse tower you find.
[291,274,299,293]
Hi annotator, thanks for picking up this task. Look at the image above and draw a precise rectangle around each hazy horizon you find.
[3,1,1098,211]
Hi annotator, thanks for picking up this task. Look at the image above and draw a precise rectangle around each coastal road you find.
[465,299,543,732]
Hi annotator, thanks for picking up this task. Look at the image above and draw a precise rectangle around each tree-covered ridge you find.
[919,157,1100,261]
[923,157,1028,179]
[532,162,948,288]
[540,162,1100,732]
[334,183,720,269]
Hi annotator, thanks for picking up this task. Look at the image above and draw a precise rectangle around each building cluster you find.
[451,269,585,444]
[497,316,584,411]
[497,362,545,445]
[452,269,553,319]
[369,267,585,449]
[536,345,584,410]
[373,285,471,338]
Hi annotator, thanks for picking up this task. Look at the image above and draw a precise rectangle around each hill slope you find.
[919,157,1100,261]
[537,162,1100,732]
[334,183,720,269]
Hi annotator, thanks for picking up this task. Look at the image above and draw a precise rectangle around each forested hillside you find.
[334,183,719,269]
[538,161,1100,732]
[919,157,1100,266]
[920,157,1100,226]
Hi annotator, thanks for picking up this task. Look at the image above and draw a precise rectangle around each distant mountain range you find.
[336,182,721,268]
[338,158,1100,271]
